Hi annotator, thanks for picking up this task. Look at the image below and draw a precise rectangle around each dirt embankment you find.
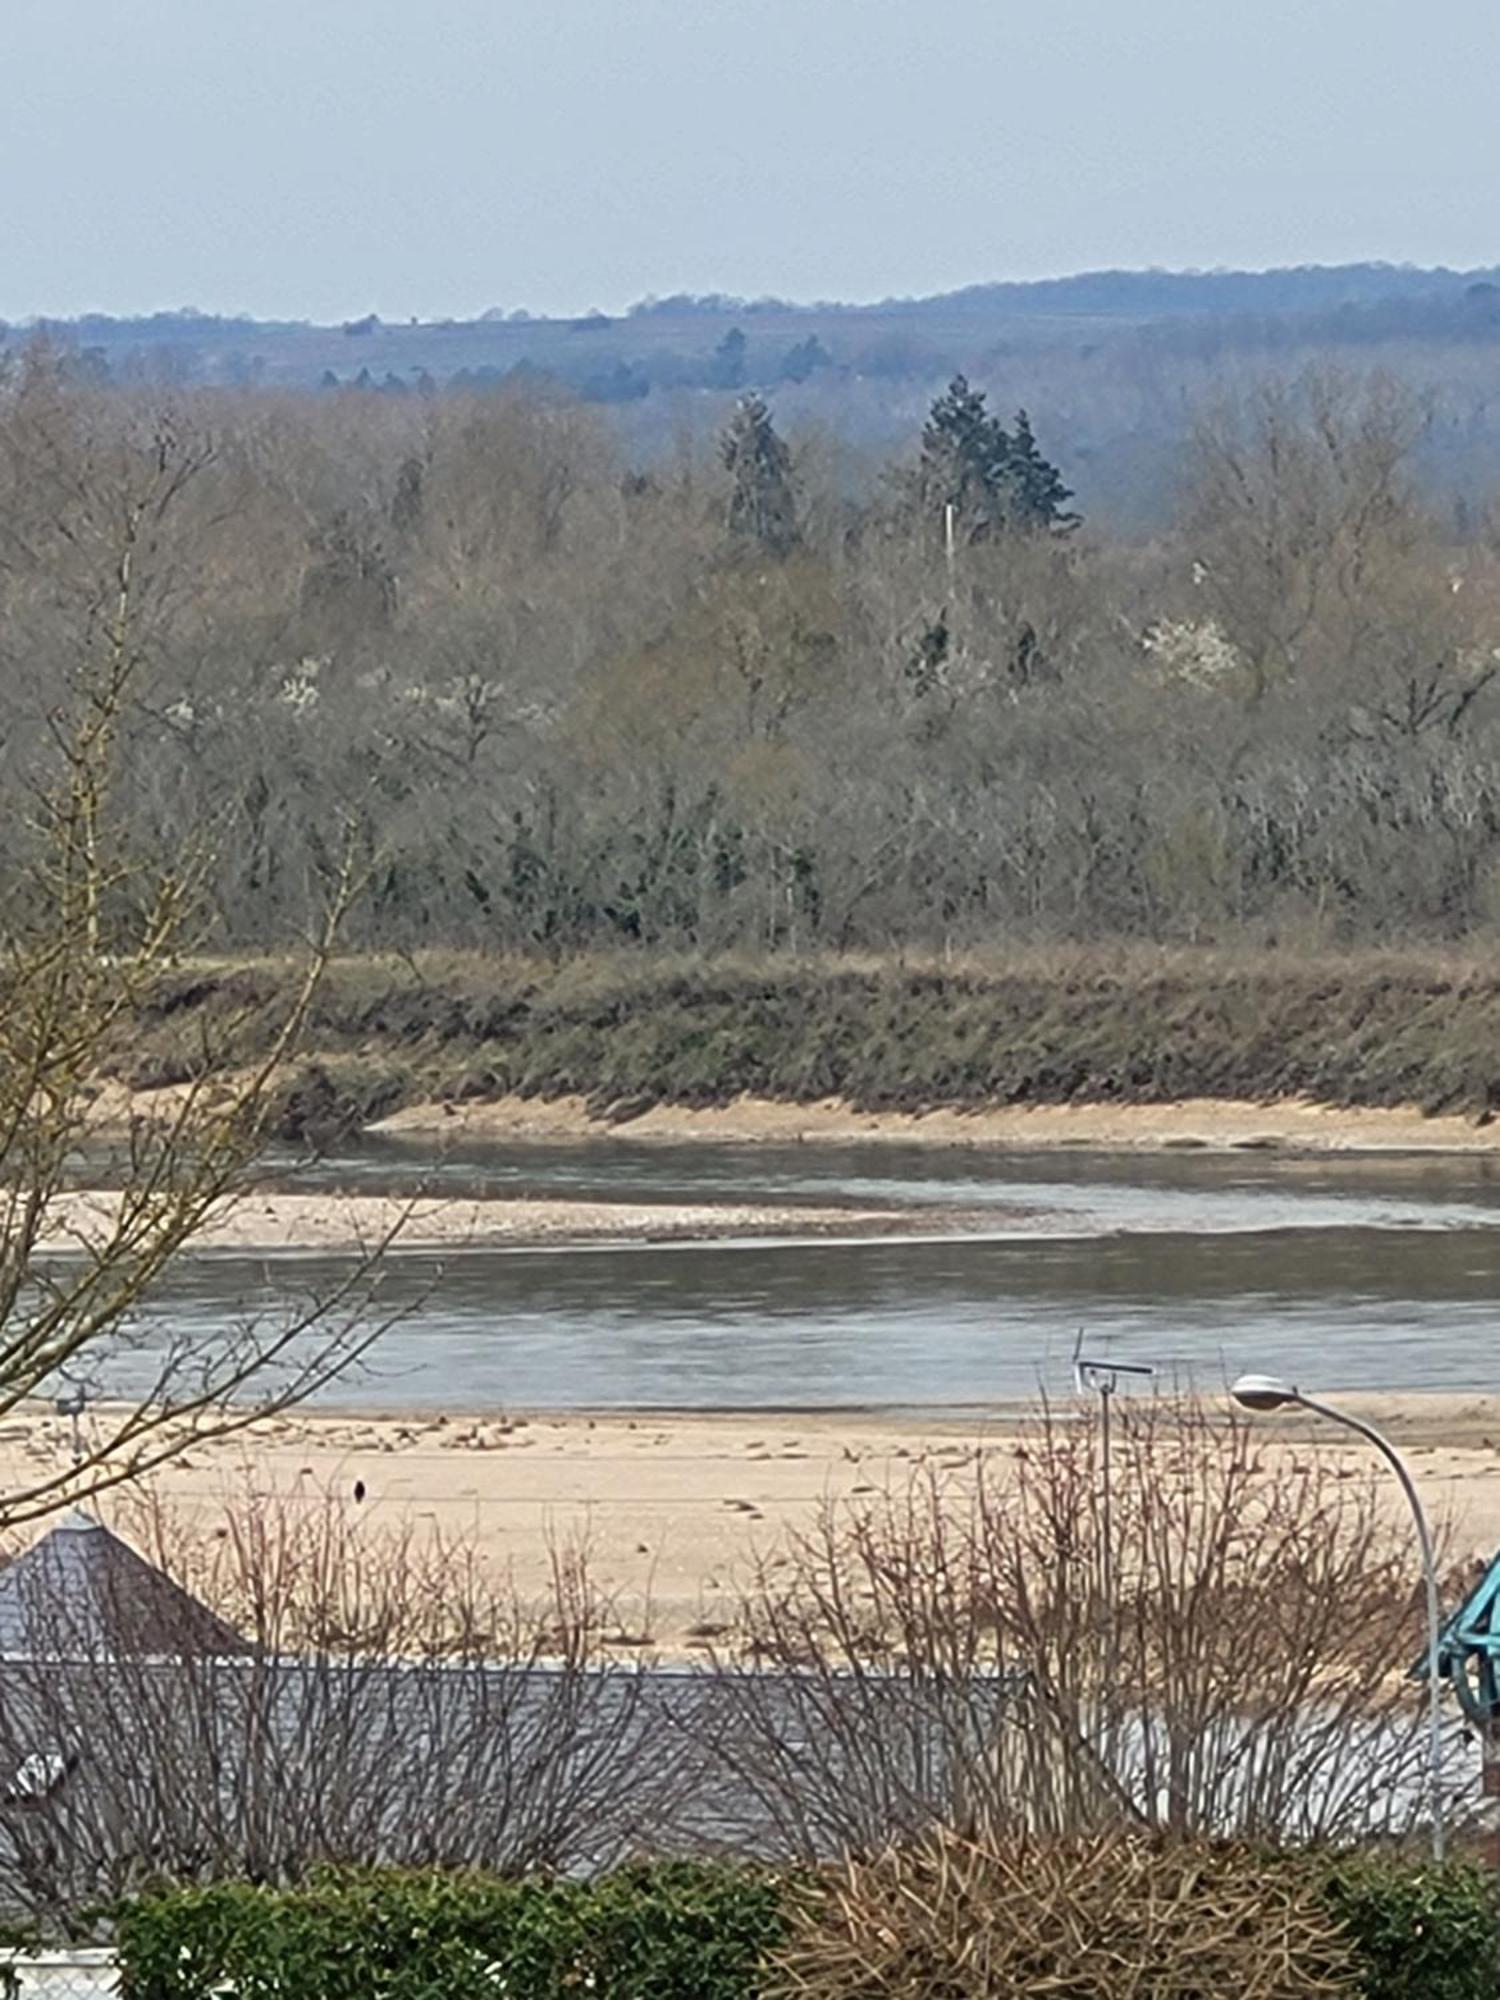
[95,948,1500,1148]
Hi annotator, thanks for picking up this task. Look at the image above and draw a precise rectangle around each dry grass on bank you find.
[90,944,1500,1142]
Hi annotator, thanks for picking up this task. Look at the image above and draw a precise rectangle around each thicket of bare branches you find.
[767,1825,1358,2000]
[0,1494,686,1931]
[5,352,1500,956]
[694,1397,1464,1859]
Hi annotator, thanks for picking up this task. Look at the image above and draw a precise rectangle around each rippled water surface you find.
[91,1138,1500,1410]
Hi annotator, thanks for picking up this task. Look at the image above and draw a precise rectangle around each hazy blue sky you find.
[4,0,1497,322]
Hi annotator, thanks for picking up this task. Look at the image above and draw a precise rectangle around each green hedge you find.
[114,1853,1499,2000]
[116,1865,790,2000]
[1320,1853,1500,2000]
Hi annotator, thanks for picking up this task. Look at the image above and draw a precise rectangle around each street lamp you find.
[1229,1373,1446,1862]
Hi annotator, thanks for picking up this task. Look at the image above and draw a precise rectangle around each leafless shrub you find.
[0,1491,689,1932]
[767,1824,1358,1999]
[693,1396,1463,1859]
[111,1477,554,1659]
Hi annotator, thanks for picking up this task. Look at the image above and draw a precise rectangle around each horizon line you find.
[6,254,1498,334]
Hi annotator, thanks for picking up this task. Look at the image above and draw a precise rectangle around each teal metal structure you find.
[1417,1551,1500,1725]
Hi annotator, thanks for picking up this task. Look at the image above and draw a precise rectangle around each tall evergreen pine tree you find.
[721,396,800,557]
[1004,408,1077,530]
[920,377,1076,536]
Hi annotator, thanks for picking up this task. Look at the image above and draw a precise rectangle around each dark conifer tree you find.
[1004,407,1078,531]
[712,325,748,391]
[920,374,1001,532]
[780,334,831,384]
[920,377,1077,536]
[721,395,800,557]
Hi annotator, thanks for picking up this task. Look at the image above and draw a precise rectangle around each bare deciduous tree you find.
[0,374,399,1531]
[693,1397,1467,1860]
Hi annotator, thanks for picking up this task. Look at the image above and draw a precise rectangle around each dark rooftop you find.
[0,1513,249,1660]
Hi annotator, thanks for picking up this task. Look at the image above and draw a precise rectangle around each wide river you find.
[108,1138,1500,1412]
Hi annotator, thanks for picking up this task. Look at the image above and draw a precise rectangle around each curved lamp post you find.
[1229,1373,1445,1863]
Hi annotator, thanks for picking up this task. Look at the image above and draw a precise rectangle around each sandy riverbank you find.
[42,1187,1037,1254]
[371,1091,1500,1154]
[12,1394,1499,1654]
[88,1072,1500,1155]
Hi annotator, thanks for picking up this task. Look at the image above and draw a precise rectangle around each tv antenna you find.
[1072,1332,1155,1608]
[1072,1330,1156,1402]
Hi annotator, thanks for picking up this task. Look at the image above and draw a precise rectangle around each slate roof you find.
[0,1512,249,1660]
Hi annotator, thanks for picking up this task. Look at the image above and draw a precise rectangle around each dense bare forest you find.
[4,341,1500,970]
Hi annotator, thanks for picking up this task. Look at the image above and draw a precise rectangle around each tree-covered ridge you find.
[14,261,1500,533]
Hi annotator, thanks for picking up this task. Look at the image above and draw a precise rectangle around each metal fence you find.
[0,1953,117,2000]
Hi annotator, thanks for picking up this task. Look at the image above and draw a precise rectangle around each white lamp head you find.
[1230,1373,1300,1413]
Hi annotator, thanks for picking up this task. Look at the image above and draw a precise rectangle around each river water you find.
[101,1139,1500,1412]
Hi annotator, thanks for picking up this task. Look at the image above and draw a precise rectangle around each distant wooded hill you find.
[10,261,1500,524]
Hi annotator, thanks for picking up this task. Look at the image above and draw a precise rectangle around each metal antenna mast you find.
[1072,1332,1155,1609]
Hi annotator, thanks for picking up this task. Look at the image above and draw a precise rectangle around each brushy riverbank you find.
[99,947,1500,1143]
